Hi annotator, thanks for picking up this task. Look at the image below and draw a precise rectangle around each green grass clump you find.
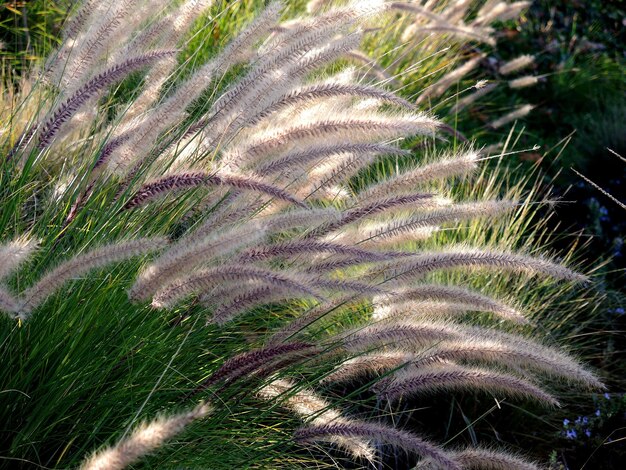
[1,1,619,469]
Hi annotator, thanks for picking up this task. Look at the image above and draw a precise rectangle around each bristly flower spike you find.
[295,421,461,470]
[259,378,376,461]
[38,51,176,149]
[80,402,211,470]
[19,237,168,315]
[0,237,38,281]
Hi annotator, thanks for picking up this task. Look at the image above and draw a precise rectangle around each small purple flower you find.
[585,429,591,438]
[604,393,611,400]
[615,308,625,315]
[595,409,601,417]
[582,416,589,425]
[566,429,577,440]
[563,418,570,427]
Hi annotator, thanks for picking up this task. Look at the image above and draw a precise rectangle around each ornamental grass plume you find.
[448,82,497,115]
[80,402,211,470]
[370,299,501,321]
[258,378,376,461]
[294,421,462,470]
[19,237,168,316]
[509,75,540,89]
[0,1,603,469]
[321,350,413,383]
[372,2,540,131]
[357,149,480,203]
[189,342,317,394]
[410,338,602,388]
[340,319,465,351]
[375,364,560,407]
[355,200,517,244]
[151,265,324,309]
[0,286,19,318]
[489,104,536,129]
[376,246,588,282]
[499,54,536,75]
[325,328,602,390]
[0,237,38,281]
[377,283,524,322]
[418,447,541,470]
[416,54,486,105]
[123,172,306,209]
[0,236,167,319]
[36,50,178,150]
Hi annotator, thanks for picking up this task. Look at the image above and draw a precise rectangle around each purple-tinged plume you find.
[38,50,177,149]
[124,172,306,209]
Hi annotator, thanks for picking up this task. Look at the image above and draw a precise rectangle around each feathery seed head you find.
[499,54,535,75]
[377,246,587,283]
[151,265,323,309]
[376,364,560,407]
[0,237,39,281]
[295,421,461,470]
[80,402,211,470]
[444,447,542,470]
[488,105,535,129]
[509,75,540,89]
[20,237,168,316]
[258,378,376,461]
